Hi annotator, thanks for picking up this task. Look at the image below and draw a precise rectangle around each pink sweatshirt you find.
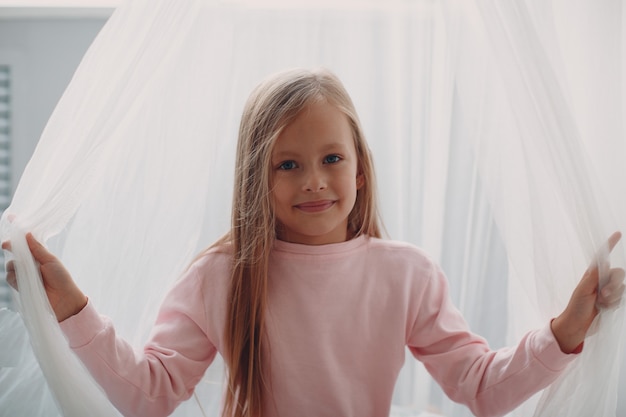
[61,235,576,417]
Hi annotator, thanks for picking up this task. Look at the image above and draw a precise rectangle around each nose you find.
[303,167,327,192]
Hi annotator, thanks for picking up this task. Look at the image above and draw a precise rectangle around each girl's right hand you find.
[3,233,88,322]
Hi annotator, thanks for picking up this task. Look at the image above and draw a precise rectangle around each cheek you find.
[339,175,359,204]
[343,168,360,190]
[271,179,291,208]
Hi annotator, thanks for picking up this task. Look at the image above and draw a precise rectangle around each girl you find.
[5,68,625,417]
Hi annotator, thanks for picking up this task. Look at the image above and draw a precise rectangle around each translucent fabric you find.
[445,1,626,415]
[0,0,624,416]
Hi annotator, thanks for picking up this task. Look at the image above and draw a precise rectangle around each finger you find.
[6,272,17,290]
[590,231,622,287]
[1,240,11,251]
[594,232,621,266]
[601,267,625,287]
[5,260,17,290]
[597,268,625,307]
[599,270,625,302]
[608,267,625,286]
[599,288,624,310]
[25,233,56,264]
[607,231,622,253]
[600,282,625,304]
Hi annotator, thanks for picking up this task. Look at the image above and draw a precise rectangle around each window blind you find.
[0,65,12,309]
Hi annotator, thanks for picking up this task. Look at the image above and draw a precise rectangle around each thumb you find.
[25,233,56,264]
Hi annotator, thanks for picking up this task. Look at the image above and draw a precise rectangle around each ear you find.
[356,173,365,189]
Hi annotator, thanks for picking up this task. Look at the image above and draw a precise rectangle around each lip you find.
[294,200,336,213]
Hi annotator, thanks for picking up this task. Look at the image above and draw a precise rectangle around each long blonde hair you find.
[218,68,382,417]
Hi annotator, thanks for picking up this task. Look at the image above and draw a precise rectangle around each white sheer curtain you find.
[0,0,624,416]
[443,1,626,416]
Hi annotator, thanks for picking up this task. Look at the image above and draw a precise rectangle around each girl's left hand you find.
[551,231,625,353]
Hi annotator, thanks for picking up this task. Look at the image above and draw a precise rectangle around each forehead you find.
[272,100,355,154]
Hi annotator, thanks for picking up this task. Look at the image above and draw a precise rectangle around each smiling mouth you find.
[295,200,335,213]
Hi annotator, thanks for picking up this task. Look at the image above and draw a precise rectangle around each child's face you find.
[270,100,364,245]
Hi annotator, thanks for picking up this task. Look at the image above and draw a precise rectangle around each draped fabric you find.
[445,1,626,416]
[0,0,624,416]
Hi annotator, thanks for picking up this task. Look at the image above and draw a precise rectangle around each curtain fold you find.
[0,0,623,416]
[445,0,625,415]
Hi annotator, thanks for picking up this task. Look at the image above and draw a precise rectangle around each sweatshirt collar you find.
[273,234,368,256]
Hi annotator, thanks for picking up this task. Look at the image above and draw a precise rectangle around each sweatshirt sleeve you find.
[60,264,217,417]
[407,262,577,417]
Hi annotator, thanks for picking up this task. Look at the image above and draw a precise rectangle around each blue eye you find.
[278,160,297,170]
[324,155,341,164]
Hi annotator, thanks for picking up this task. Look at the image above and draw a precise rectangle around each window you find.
[0,65,12,309]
